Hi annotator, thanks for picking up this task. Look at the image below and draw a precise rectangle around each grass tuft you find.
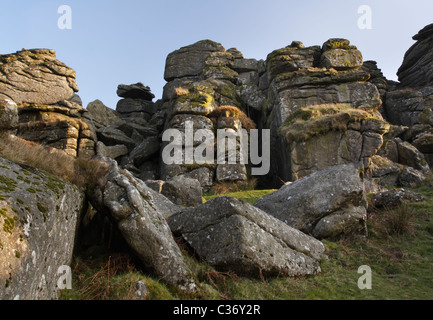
[0,133,110,190]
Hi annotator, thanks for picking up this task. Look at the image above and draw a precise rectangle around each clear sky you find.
[1,0,432,110]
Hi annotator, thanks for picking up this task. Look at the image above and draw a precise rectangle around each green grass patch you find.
[203,189,277,205]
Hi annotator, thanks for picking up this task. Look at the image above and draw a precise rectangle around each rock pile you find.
[160,40,264,191]
[88,84,165,182]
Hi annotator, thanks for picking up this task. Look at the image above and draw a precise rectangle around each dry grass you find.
[369,202,417,238]
[209,177,258,195]
[0,133,110,189]
[209,105,257,131]
[68,254,138,300]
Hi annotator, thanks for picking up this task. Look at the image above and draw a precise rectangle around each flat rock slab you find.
[168,196,325,278]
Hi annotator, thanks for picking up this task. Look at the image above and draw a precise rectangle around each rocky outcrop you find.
[0,158,85,300]
[397,23,433,87]
[89,85,165,181]
[168,196,325,277]
[265,39,387,184]
[0,49,78,105]
[89,162,196,293]
[16,100,97,159]
[383,24,433,169]
[0,49,97,159]
[255,163,368,239]
[160,40,264,189]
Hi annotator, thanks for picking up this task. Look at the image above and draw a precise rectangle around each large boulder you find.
[255,163,368,239]
[92,164,196,293]
[276,104,389,181]
[164,40,226,81]
[0,49,78,105]
[117,83,155,101]
[319,39,363,70]
[160,176,203,207]
[168,196,325,277]
[84,100,120,129]
[0,158,85,300]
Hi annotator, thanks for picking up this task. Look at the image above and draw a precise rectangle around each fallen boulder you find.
[93,163,196,293]
[255,163,368,239]
[168,196,325,278]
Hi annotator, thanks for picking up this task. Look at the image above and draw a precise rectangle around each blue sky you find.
[1,0,432,110]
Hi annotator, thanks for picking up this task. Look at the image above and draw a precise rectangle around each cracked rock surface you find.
[168,196,325,277]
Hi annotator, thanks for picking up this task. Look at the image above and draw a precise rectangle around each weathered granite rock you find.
[275,104,389,181]
[96,141,129,160]
[361,61,389,99]
[0,158,85,300]
[181,167,214,192]
[264,37,384,186]
[0,49,78,105]
[164,40,225,81]
[397,23,433,87]
[17,103,97,159]
[370,189,424,209]
[97,126,137,151]
[117,83,155,101]
[85,100,120,129]
[116,99,155,118]
[128,136,160,167]
[396,138,430,174]
[399,166,426,188]
[256,163,368,239]
[319,39,362,70]
[368,155,403,187]
[384,87,433,127]
[266,44,320,80]
[95,164,195,293]
[161,176,203,207]
[168,196,325,277]
[0,99,18,131]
